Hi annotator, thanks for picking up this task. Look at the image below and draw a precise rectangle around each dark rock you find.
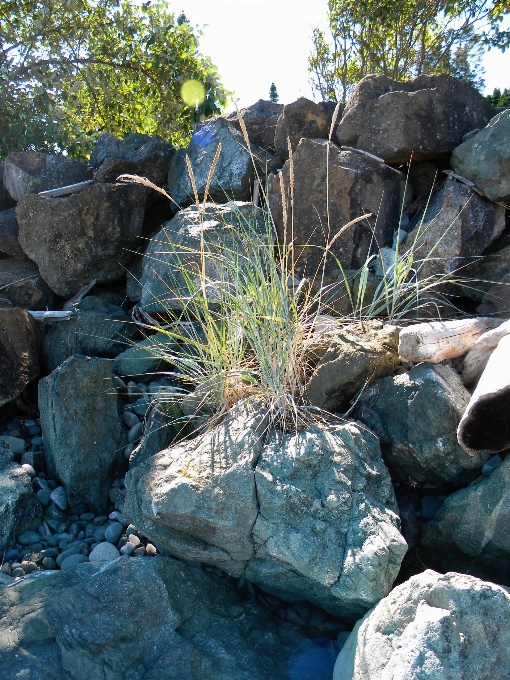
[3,151,91,201]
[407,161,441,197]
[354,363,490,485]
[16,182,147,297]
[0,161,16,210]
[129,402,189,469]
[318,100,345,141]
[0,209,24,258]
[0,307,40,408]
[477,272,510,318]
[91,132,175,186]
[274,97,329,159]
[395,490,420,551]
[0,442,42,553]
[39,356,126,514]
[42,295,138,372]
[336,73,494,164]
[419,495,444,521]
[268,140,407,279]
[112,334,176,379]
[225,99,284,151]
[0,555,307,679]
[0,257,55,310]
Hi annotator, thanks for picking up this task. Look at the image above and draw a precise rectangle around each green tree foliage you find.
[487,87,510,107]
[269,82,279,103]
[0,0,229,160]
[309,0,510,102]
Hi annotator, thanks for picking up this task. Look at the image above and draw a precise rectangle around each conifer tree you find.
[269,83,279,103]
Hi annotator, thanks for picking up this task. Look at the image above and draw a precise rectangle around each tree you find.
[487,87,510,107]
[309,0,510,102]
[269,82,279,103]
[0,0,229,160]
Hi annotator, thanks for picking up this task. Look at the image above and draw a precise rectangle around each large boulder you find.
[354,363,490,485]
[0,257,54,310]
[42,295,138,372]
[0,307,40,408]
[305,321,400,413]
[268,140,407,279]
[3,151,91,201]
[0,208,24,258]
[274,97,329,159]
[38,356,126,514]
[124,401,407,620]
[112,333,176,379]
[91,132,175,186]
[226,99,284,151]
[401,177,506,293]
[451,109,510,205]
[336,73,494,164]
[16,182,147,297]
[333,570,510,680]
[139,201,267,314]
[0,441,41,553]
[0,556,307,680]
[420,455,510,584]
[167,118,280,208]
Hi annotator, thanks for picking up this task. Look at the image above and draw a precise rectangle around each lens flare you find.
[181,80,206,107]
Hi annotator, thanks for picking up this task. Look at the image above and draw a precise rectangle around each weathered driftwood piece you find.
[62,279,97,311]
[461,319,510,387]
[28,310,73,323]
[458,334,510,453]
[38,179,93,198]
[398,317,503,364]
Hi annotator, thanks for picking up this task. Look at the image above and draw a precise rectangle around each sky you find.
[165,0,510,112]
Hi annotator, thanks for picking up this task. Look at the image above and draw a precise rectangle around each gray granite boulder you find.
[139,201,267,314]
[167,117,280,208]
[16,182,147,297]
[336,73,493,164]
[268,140,407,279]
[39,356,126,514]
[0,257,54,310]
[42,295,138,372]
[0,307,40,408]
[3,150,91,201]
[420,455,510,584]
[225,99,284,151]
[333,570,510,680]
[0,208,24,258]
[0,556,307,680]
[124,401,407,620]
[274,97,329,158]
[354,363,490,485]
[451,109,510,205]
[0,442,41,553]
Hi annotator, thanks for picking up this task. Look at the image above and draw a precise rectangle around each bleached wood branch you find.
[461,320,510,387]
[38,179,93,198]
[28,310,73,323]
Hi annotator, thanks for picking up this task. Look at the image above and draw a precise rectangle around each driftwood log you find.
[461,320,510,387]
[458,334,510,453]
[28,310,73,323]
[398,318,503,364]
[38,179,93,198]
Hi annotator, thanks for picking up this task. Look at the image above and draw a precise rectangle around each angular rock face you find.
[354,363,490,485]
[0,208,24,258]
[0,257,54,310]
[226,99,284,151]
[39,356,126,514]
[3,150,91,201]
[268,140,407,279]
[421,455,510,584]
[0,307,40,407]
[124,402,407,620]
[16,182,147,297]
[112,333,176,379]
[139,201,267,314]
[333,570,510,680]
[305,321,400,413]
[42,295,138,372]
[336,73,493,164]
[478,272,510,318]
[402,177,506,291]
[0,556,307,680]
[91,132,175,186]
[451,110,510,205]
[167,118,280,208]
[0,442,42,553]
[274,97,329,158]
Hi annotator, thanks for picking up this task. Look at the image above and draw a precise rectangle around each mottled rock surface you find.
[0,257,54,310]
[274,97,329,158]
[226,99,284,151]
[0,307,40,407]
[0,208,24,258]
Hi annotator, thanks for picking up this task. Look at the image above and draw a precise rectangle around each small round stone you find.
[1,563,12,575]
[93,526,107,543]
[120,543,135,556]
[42,557,57,570]
[133,546,146,557]
[36,488,51,506]
[126,524,137,536]
[21,464,35,478]
[80,512,95,521]
[109,511,124,523]
[127,534,140,547]
[122,411,140,429]
[127,422,143,444]
[20,561,38,574]
[50,486,68,511]
[60,553,89,569]
[104,522,123,545]
[11,567,25,578]
[89,542,121,563]
[18,530,41,546]
[145,543,157,556]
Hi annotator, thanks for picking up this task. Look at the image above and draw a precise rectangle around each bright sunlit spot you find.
[181,79,206,107]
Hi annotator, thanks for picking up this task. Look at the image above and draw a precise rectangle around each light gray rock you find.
[112,333,176,378]
[0,442,41,553]
[354,363,490,485]
[124,402,407,620]
[451,110,510,205]
[42,295,138,372]
[3,151,91,201]
[0,307,40,408]
[420,455,510,584]
[89,541,121,562]
[0,256,55,310]
[39,356,126,514]
[139,201,267,314]
[0,556,306,680]
[167,117,280,208]
[336,73,494,163]
[333,570,510,680]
